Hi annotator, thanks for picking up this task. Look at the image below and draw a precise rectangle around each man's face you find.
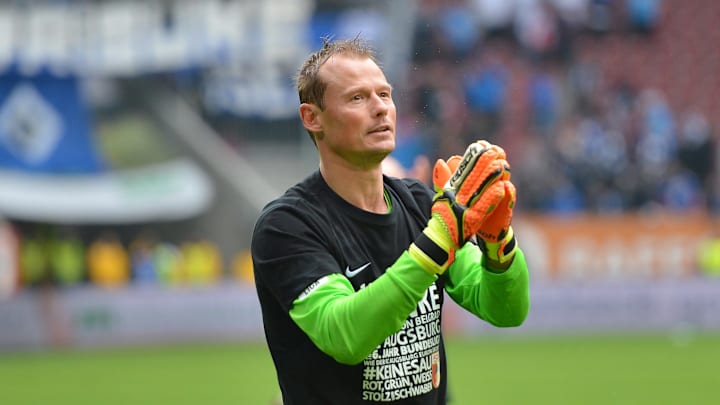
[313,55,396,166]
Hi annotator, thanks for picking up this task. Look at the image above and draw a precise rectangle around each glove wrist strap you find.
[480,227,517,271]
[409,218,457,275]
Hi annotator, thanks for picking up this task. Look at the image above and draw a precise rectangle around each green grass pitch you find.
[1,334,718,404]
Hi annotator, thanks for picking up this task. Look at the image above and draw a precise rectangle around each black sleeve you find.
[251,201,340,312]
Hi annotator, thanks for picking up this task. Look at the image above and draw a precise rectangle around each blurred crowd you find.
[391,0,716,214]
[5,0,720,292]
[14,223,254,290]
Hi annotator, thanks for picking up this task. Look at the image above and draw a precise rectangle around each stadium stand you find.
[2,0,720,350]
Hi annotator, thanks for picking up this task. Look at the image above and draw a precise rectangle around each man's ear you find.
[299,103,322,132]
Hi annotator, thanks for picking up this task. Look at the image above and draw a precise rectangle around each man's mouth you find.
[369,125,392,134]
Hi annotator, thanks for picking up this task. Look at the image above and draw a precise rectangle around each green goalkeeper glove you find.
[409,141,509,274]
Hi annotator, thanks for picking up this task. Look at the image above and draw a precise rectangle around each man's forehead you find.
[319,55,388,86]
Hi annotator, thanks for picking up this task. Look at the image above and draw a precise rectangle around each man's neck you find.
[319,160,387,214]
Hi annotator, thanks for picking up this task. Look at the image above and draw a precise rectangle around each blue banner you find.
[0,70,105,174]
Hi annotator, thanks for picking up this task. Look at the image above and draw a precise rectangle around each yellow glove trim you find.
[408,216,457,275]
[481,226,517,271]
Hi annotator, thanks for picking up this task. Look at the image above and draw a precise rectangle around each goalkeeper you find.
[251,36,529,405]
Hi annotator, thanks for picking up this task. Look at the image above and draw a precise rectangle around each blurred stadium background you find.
[1,0,719,403]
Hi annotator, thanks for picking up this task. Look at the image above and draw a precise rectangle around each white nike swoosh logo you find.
[344,262,371,278]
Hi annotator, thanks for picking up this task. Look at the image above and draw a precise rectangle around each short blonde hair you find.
[296,36,379,111]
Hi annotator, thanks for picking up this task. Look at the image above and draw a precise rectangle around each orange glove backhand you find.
[433,141,518,267]
[433,141,509,245]
[477,181,517,268]
[476,179,515,243]
[409,141,509,274]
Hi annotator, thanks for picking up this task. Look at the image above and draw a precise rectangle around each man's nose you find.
[371,94,390,116]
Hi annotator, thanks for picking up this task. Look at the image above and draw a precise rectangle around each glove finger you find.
[471,140,507,161]
[432,159,453,192]
[446,155,462,174]
[449,140,510,194]
[450,143,502,198]
[459,159,511,207]
[505,180,516,209]
[479,181,516,242]
[432,155,463,191]
[463,181,506,239]
[489,144,507,161]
